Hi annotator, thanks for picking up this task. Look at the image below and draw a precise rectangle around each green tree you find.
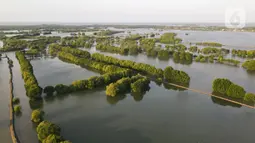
[36,121,61,141]
[212,78,232,94]
[44,86,55,95]
[242,60,255,71]
[31,109,45,123]
[226,84,246,99]
[244,93,255,104]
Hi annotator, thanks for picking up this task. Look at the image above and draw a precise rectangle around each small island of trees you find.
[212,78,255,104]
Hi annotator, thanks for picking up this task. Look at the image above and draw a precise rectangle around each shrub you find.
[244,93,255,103]
[44,86,55,95]
[242,60,255,71]
[13,97,20,104]
[36,121,61,141]
[212,78,232,94]
[42,134,63,143]
[55,84,72,94]
[14,105,21,113]
[31,109,45,123]
[131,78,150,93]
[226,84,246,99]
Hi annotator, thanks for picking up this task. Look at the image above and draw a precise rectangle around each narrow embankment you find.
[6,56,20,143]
[167,82,255,109]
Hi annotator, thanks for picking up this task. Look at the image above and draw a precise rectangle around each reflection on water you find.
[211,96,242,108]
[107,95,127,105]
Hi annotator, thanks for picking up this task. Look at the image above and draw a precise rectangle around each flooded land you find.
[1,25,255,143]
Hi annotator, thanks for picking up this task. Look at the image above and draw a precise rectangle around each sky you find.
[0,0,254,23]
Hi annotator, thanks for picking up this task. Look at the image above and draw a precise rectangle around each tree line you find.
[195,42,222,47]
[212,78,255,104]
[91,53,190,84]
[44,70,135,95]
[232,49,255,58]
[242,60,255,71]
[15,51,42,100]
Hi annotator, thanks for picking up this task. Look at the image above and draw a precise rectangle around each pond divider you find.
[167,82,255,109]
[6,56,20,143]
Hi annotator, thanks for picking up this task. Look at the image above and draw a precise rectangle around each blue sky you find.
[0,0,254,23]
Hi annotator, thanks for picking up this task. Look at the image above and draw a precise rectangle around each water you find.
[41,83,255,143]
[0,29,255,143]
[112,28,255,50]
[0,54,12,143]
[84,47,255,94]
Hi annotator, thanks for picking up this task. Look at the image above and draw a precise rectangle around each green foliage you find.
[12,97,20,104]
[96,44,129,55]
[44,86,55,95]
[0,38,27,52]
[226,84,246,99]
[36,121,61,141]
[195,55,207,63]
[31,109,45,123]
[232,49,255,58]
[201,47,221,55]
[242,60,255,71]
[164,66,190,84]
[212,78,232,94]
[157,50,170,60]
[106,77,131,97]
[106,75,147,97]
[244,93,255,104]
[189,46,198,52]
[55,84,73,95]
[26,49,40,55]
[218,58,240,66]
[16,51,42,100]
[42,134,62,143]
[14,105,21,113]
[146,48,158,57]
[92,53,163,78]
[28,36,61,51]
[196,42,222,47]
[159,33,181,44]
[173,51,193,64]
[139,38,156,50]
[70,70,134,93]
[61,36,92,48]
[131,77,150,93]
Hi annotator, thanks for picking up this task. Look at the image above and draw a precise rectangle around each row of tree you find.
[242,60,255,71]
[49,44,91,58]
[60,36,93,48]
[232,49,255,58]
[91,53,163,78]
[217,56,240,66]
[164,66,190,85]
[57,51,126,73]
[159,33,182,44]
[44,70,135,95]
[49,45,190,84]
[212,78,255,104]
[15,51,42,100]
[96,44,129,55]
[106,75,150,97]
[195,42,222,47]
